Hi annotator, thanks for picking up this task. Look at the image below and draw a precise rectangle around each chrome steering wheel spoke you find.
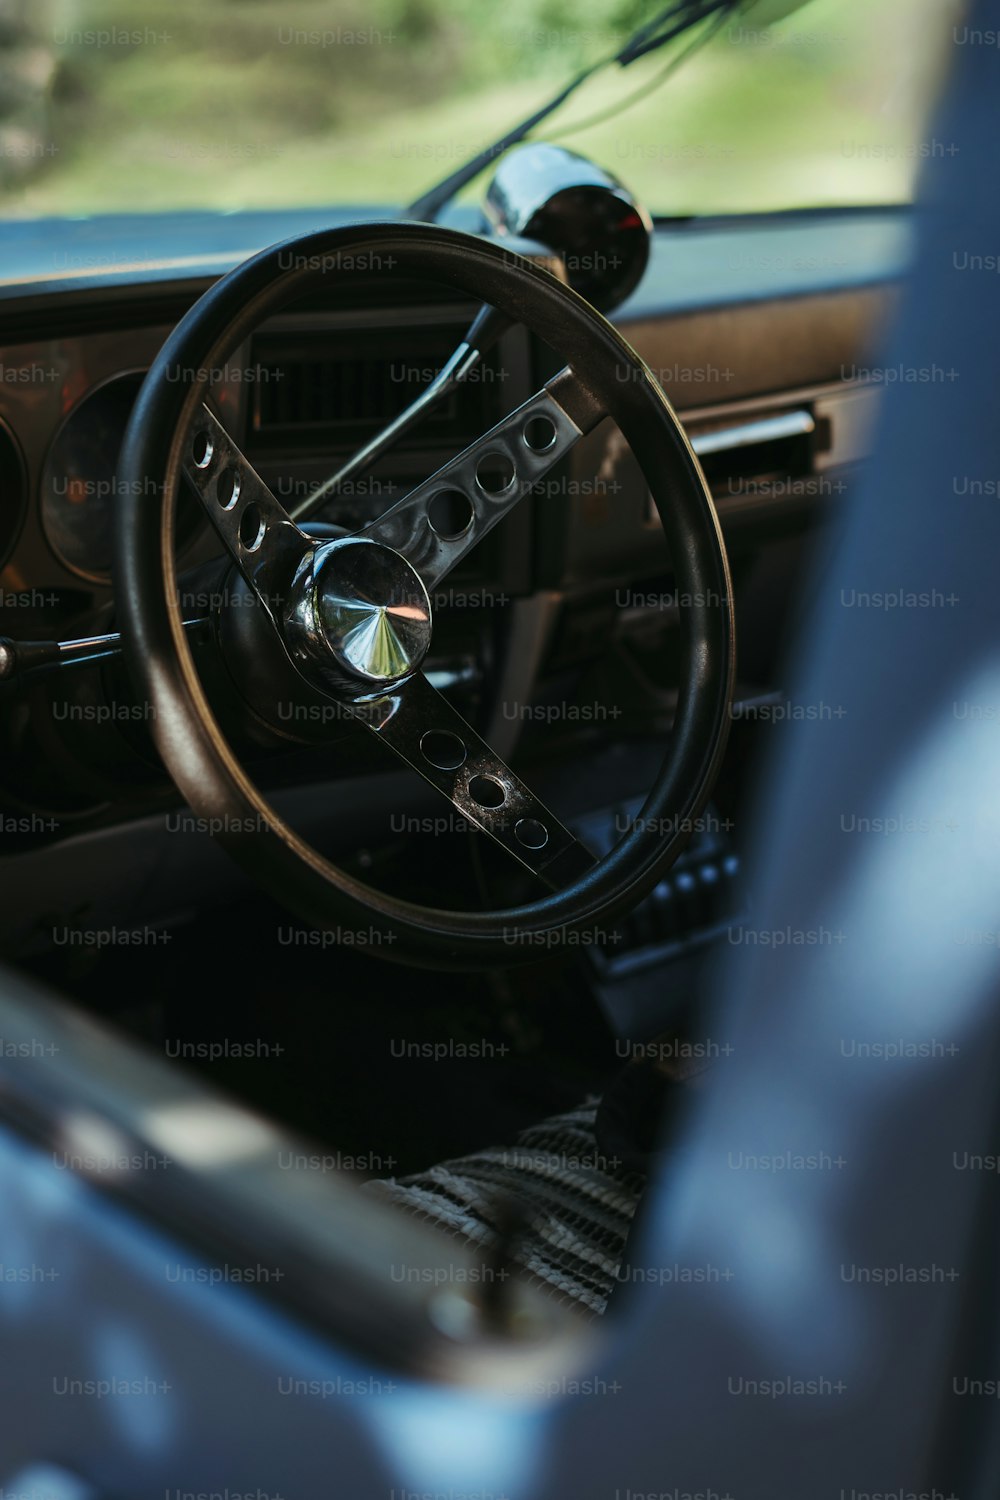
[181,383,603,886]
[182,386,601,892]
[181,402,314,627]
[360,367,605,592]
[345,670,595,889]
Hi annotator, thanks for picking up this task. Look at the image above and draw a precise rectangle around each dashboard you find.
[0,203,905,972]
[0,206,898,638]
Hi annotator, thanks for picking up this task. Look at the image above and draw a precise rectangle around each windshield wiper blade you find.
[406,0,740,223]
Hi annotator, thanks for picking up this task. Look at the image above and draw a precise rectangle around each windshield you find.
[0,0,952,220]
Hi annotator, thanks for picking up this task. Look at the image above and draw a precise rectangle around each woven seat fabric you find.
[365,1100,646,1316]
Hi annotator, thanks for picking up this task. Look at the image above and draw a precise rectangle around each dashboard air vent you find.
[249,326,503,454]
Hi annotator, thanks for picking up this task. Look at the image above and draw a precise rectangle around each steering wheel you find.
[115,222,734,967]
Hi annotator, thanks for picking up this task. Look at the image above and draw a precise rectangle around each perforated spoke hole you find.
[239,503,265,551]
[523,415,557,453]
[420,730,467,771]
[475,453,516,494]
[216,467,241,510]
[515,817,549,851]
[468,774,506,809]
[427,490,474,540]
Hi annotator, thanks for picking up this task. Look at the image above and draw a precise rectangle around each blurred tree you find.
[0,0,56,188]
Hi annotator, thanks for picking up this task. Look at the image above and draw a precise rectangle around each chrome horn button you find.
[304,537,432,688]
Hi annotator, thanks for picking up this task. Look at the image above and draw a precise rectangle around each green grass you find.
[0,0,952,219]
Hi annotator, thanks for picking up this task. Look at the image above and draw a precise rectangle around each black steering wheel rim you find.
[115,221,735,967]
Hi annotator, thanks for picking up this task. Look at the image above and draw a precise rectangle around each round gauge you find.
[40,371,204,585]
[40,371,146,584]
[0,416,26,570]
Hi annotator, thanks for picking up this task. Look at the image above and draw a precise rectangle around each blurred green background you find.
[0,0,955,218]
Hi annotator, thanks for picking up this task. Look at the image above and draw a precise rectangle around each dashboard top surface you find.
[0,205,911,315]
